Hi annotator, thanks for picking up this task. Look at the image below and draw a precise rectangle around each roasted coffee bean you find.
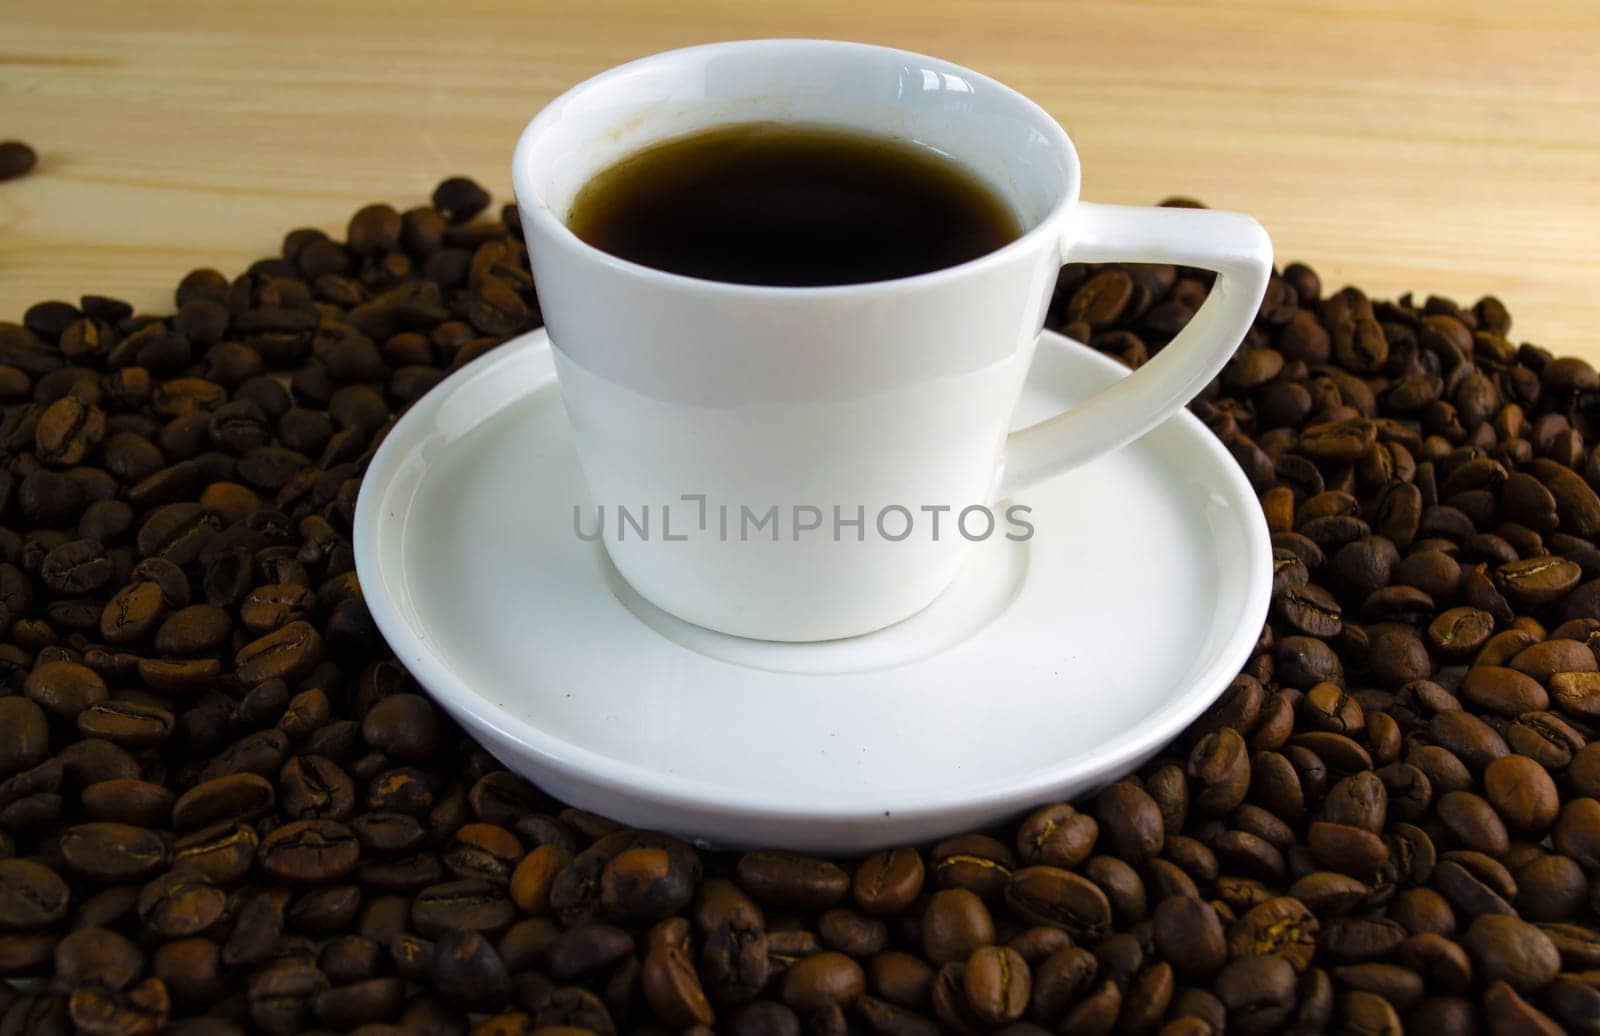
[1459,665,1548,715]
[1431,852,1511,919]
[432,928,510,1012]
[136,656,221,696]
[288,883,359,933]
[640,943,714,1027]
[853,848,924,916]
[1004,867,1111,940]
[1066,270,1134,330]
[1318,915,1406,964]
[1436,790,1510,856]
[1095,781,1165,862]
[865,950,935,1011]
[1323,771,1387,832]
[1543,975,1600,1033]
[920,888,994,964]
[172,773,275,830]
[1333,990,1402,1035]
[1146,761,1192,832]
[40,538,112,594]
[779,951,864,1013]
[0,697,49,774]
[153,604,231,656]
[726,1000,800,1036]
[1006,925,1071,967]
[258,819,360,883]
[545,923,632,980]
[386,934,434,986]
[432,177,493,224]
[67,976,170,1036]
[60,822,166,882]
[931,834,1015,899]
[1276,635,1344,688]
[347,204,402,256]
[1507,710,1585,768]
[318,934,382,985]
[817,907,887,957]
[278,755,355,820]
[359,762,432,814]
[1213,955,1296,1035]
[235,620,323,684]
[766,928,822,978]
[503,842,566,915]
[221,888,288,968]
[66,883,143,937]
[1393,932,1472,995]
[1428,709,1509,770]
[599,844,693,921]
[1152,895,1225,980]
[1550,669,1600,720]
[439,821,519,886]
[737,851,849,911]
[59,738,139,785]
[136,870,225,938]
[1165,833,1220,884]
[1462,914,1559,994]
[1228,896,1319,972]
[1538,921,1600,972]
[1188,729,1252,815]
[169,821,257,885]
[682,879,761,1000]
[1482,753,1559,833]
[35,396,106,467]
[0,858,70,929]
[54,927,144,988]
[23,659,107,719]
[247,962,328,1036]
[1428,608,1493,660]
[411,879,515,937]
[75,700,173,748]
[1554,797,1600,869]
[238,584,314,634]
[1308,821,1388,875]
[99,582,166,645]
[1146,857,1200,901]
[1084,854,1147,924]
[1515,855,1587,921]
[962,945,1029,1025]
[311,976,404,1030]
[854,995,936,1036]
[0,141,38,181]
[361,692,438,761]
[1289,870,1368,914]
[358,894,422,955]
[1330,962,1423,1014]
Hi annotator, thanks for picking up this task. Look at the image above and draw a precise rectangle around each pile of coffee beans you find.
[1,180,1598,1036]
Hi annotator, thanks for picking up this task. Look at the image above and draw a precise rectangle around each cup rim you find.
[510,38,1081,297]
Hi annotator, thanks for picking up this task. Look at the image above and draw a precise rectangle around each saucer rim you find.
[353,327,1272,827]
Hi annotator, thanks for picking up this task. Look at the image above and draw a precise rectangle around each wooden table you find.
[5,0,1599,356]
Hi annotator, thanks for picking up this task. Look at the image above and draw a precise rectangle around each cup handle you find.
[996,202,1272,498]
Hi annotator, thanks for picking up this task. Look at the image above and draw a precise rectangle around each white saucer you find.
[353,328,1271,853]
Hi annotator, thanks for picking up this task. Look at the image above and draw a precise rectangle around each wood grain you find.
[3,0,1598,354]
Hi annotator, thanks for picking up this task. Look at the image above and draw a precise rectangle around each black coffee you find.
[565,122,1023,287]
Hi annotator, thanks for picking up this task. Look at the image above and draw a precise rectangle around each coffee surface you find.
[566,122,1023,286]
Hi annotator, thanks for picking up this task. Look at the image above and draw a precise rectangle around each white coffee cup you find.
[513,39,1271,642]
